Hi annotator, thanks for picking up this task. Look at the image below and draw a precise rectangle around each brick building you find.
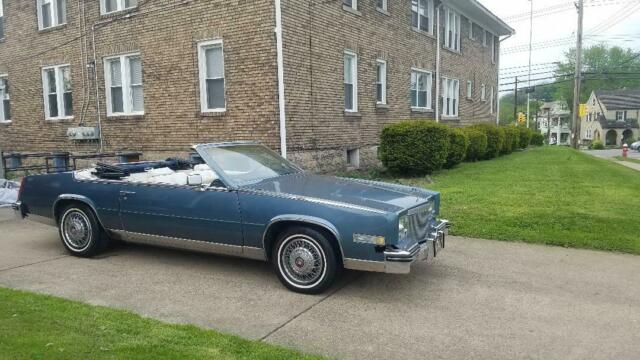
[0,0,513,172]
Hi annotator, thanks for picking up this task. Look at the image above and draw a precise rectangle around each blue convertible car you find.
[14,142,448,294]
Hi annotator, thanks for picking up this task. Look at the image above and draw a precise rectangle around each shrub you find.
[445,128,469,169]
[501,126,520,154]
[462,127,488,162]
[379,120,450,175]
[592,140,605,150]
[518,127,533,149]
[470,124,505,159]
[530,132,545,146]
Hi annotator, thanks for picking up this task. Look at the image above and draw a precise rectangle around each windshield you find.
[200,144,300,185]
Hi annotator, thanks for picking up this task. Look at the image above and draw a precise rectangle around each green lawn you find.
[0,287,323,360]
[348,147,640,254]
[615,156,640,165]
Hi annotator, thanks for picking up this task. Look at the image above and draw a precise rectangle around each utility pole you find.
[571,0,584,149]
[514,76,518,125]
[527,0,533,128]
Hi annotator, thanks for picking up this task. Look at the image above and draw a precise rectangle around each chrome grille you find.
[406,202,434,242]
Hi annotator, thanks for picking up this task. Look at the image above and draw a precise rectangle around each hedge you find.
[591,140,605,150]
[501,126,520,154]
[462,127,488,161]
[530,132,545,146]
[518,127,533,149]
[445,128,469,169]
[379,121,450,175]
[470,124,505,159]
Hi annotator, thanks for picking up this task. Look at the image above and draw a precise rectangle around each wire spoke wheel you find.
[62,210,93,251]
[279,235,326,287]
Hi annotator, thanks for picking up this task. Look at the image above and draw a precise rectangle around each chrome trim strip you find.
[112,230,267,261]
[343,258,386,272]
[242,189,387,215]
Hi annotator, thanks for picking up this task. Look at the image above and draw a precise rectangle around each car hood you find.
[241,173,437,213]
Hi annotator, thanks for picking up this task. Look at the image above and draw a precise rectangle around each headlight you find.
[353,234,385,246]
[398,215,409,240]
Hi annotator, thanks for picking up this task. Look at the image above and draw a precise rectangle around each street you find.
[1,210,639,360]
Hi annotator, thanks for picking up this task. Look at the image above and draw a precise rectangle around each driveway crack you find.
[260,273,360,342]
[0,255,69,273]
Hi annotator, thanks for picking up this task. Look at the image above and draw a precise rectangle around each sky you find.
[480,0,640,91]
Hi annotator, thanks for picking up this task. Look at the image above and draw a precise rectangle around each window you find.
[468,20,473,40]
[483,30,489,47]
[343,0,357,10]
[42,65,73,120]
[198,40,226,112]
[411,69,432,109]
[0,0,5,39]
[441,77,459,117]
[491,34,496,63]
[0,75,10,123]
[37,0,66,29]
[100,0,137,15]
[480,84,486,101]
[376,0,387,11]
[104,53,144,116]
[346,148,360,168]
[466,80,473,99]
[344,51,358,112]
[411,0,434,34]
[490,86,495,114]
[616,111,626,121]
[376,59,387,105]
[444,8,460,51]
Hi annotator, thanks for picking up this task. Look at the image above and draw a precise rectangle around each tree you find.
[554,44,640,106]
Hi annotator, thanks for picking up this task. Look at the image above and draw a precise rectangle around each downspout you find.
[275,0,287,158]
[91,24,104,152]
[435,4,442,122]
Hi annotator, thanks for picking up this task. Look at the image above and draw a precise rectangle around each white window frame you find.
[198,39,226,113]
[376,0,387,11]
[615,111,626,121]
[42,64,73,120]
[467,80,473,99]
[100,0,137,15]
[0,0,6,40]
[468,20,473,40]
[483,29,489,47]
[411,0,435,35]
[411,68,433,110]
[490,33,496,63]
[376,59,387,105]
[344,51,358,112]
[481,83,486,101]
[0,74,10,123]
[441,77,459,118]
[104,52,144,117]
[343,0,357,10]
[37,0,67,30]
[490,86,495,114]
[444,8,460,52]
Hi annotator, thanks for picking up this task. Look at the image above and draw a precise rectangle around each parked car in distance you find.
[630,140,640,150]
[14,142,448,294]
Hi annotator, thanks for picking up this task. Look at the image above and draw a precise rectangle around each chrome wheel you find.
[278,235,326,288]
[61,209,92,251]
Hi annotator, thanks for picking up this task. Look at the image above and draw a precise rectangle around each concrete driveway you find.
[1,210,639,360]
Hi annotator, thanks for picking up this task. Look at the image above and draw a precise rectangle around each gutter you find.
[275,0,287,158]
[435,4,442,122]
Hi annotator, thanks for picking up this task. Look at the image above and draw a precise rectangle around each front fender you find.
[262,214,345,259]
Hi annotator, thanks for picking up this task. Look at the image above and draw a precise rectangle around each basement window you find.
[198,40,226,113]
[37,0,67,30]
[101,0,137,15]
[347,148,360,168]
[104,53,144,116]
[0,75,11,123]
[42,65,73,120]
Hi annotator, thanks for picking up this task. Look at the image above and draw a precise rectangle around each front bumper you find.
[383,219,450,274]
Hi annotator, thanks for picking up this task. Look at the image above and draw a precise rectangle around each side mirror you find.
[187,174,203,186]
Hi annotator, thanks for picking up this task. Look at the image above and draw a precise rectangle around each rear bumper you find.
[343,219,450,274]
[11,201,24,220]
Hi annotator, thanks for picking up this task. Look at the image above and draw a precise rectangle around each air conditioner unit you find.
[67,127,100,140]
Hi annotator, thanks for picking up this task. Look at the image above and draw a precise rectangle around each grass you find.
[0,287,324,360]
[614,155,640,165]
[344,147,640,255]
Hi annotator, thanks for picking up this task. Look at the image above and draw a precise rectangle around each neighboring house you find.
[581,89,640,146]
[537,101,571,145]
[0,0,513,172]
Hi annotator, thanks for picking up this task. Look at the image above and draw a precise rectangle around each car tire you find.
[58,204,110,258]
[272,226,340,294]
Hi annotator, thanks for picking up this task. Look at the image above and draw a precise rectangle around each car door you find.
[118,183,243,249]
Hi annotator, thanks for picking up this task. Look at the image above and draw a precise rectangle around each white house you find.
[537,101,572,145]
[581,90,640,146]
